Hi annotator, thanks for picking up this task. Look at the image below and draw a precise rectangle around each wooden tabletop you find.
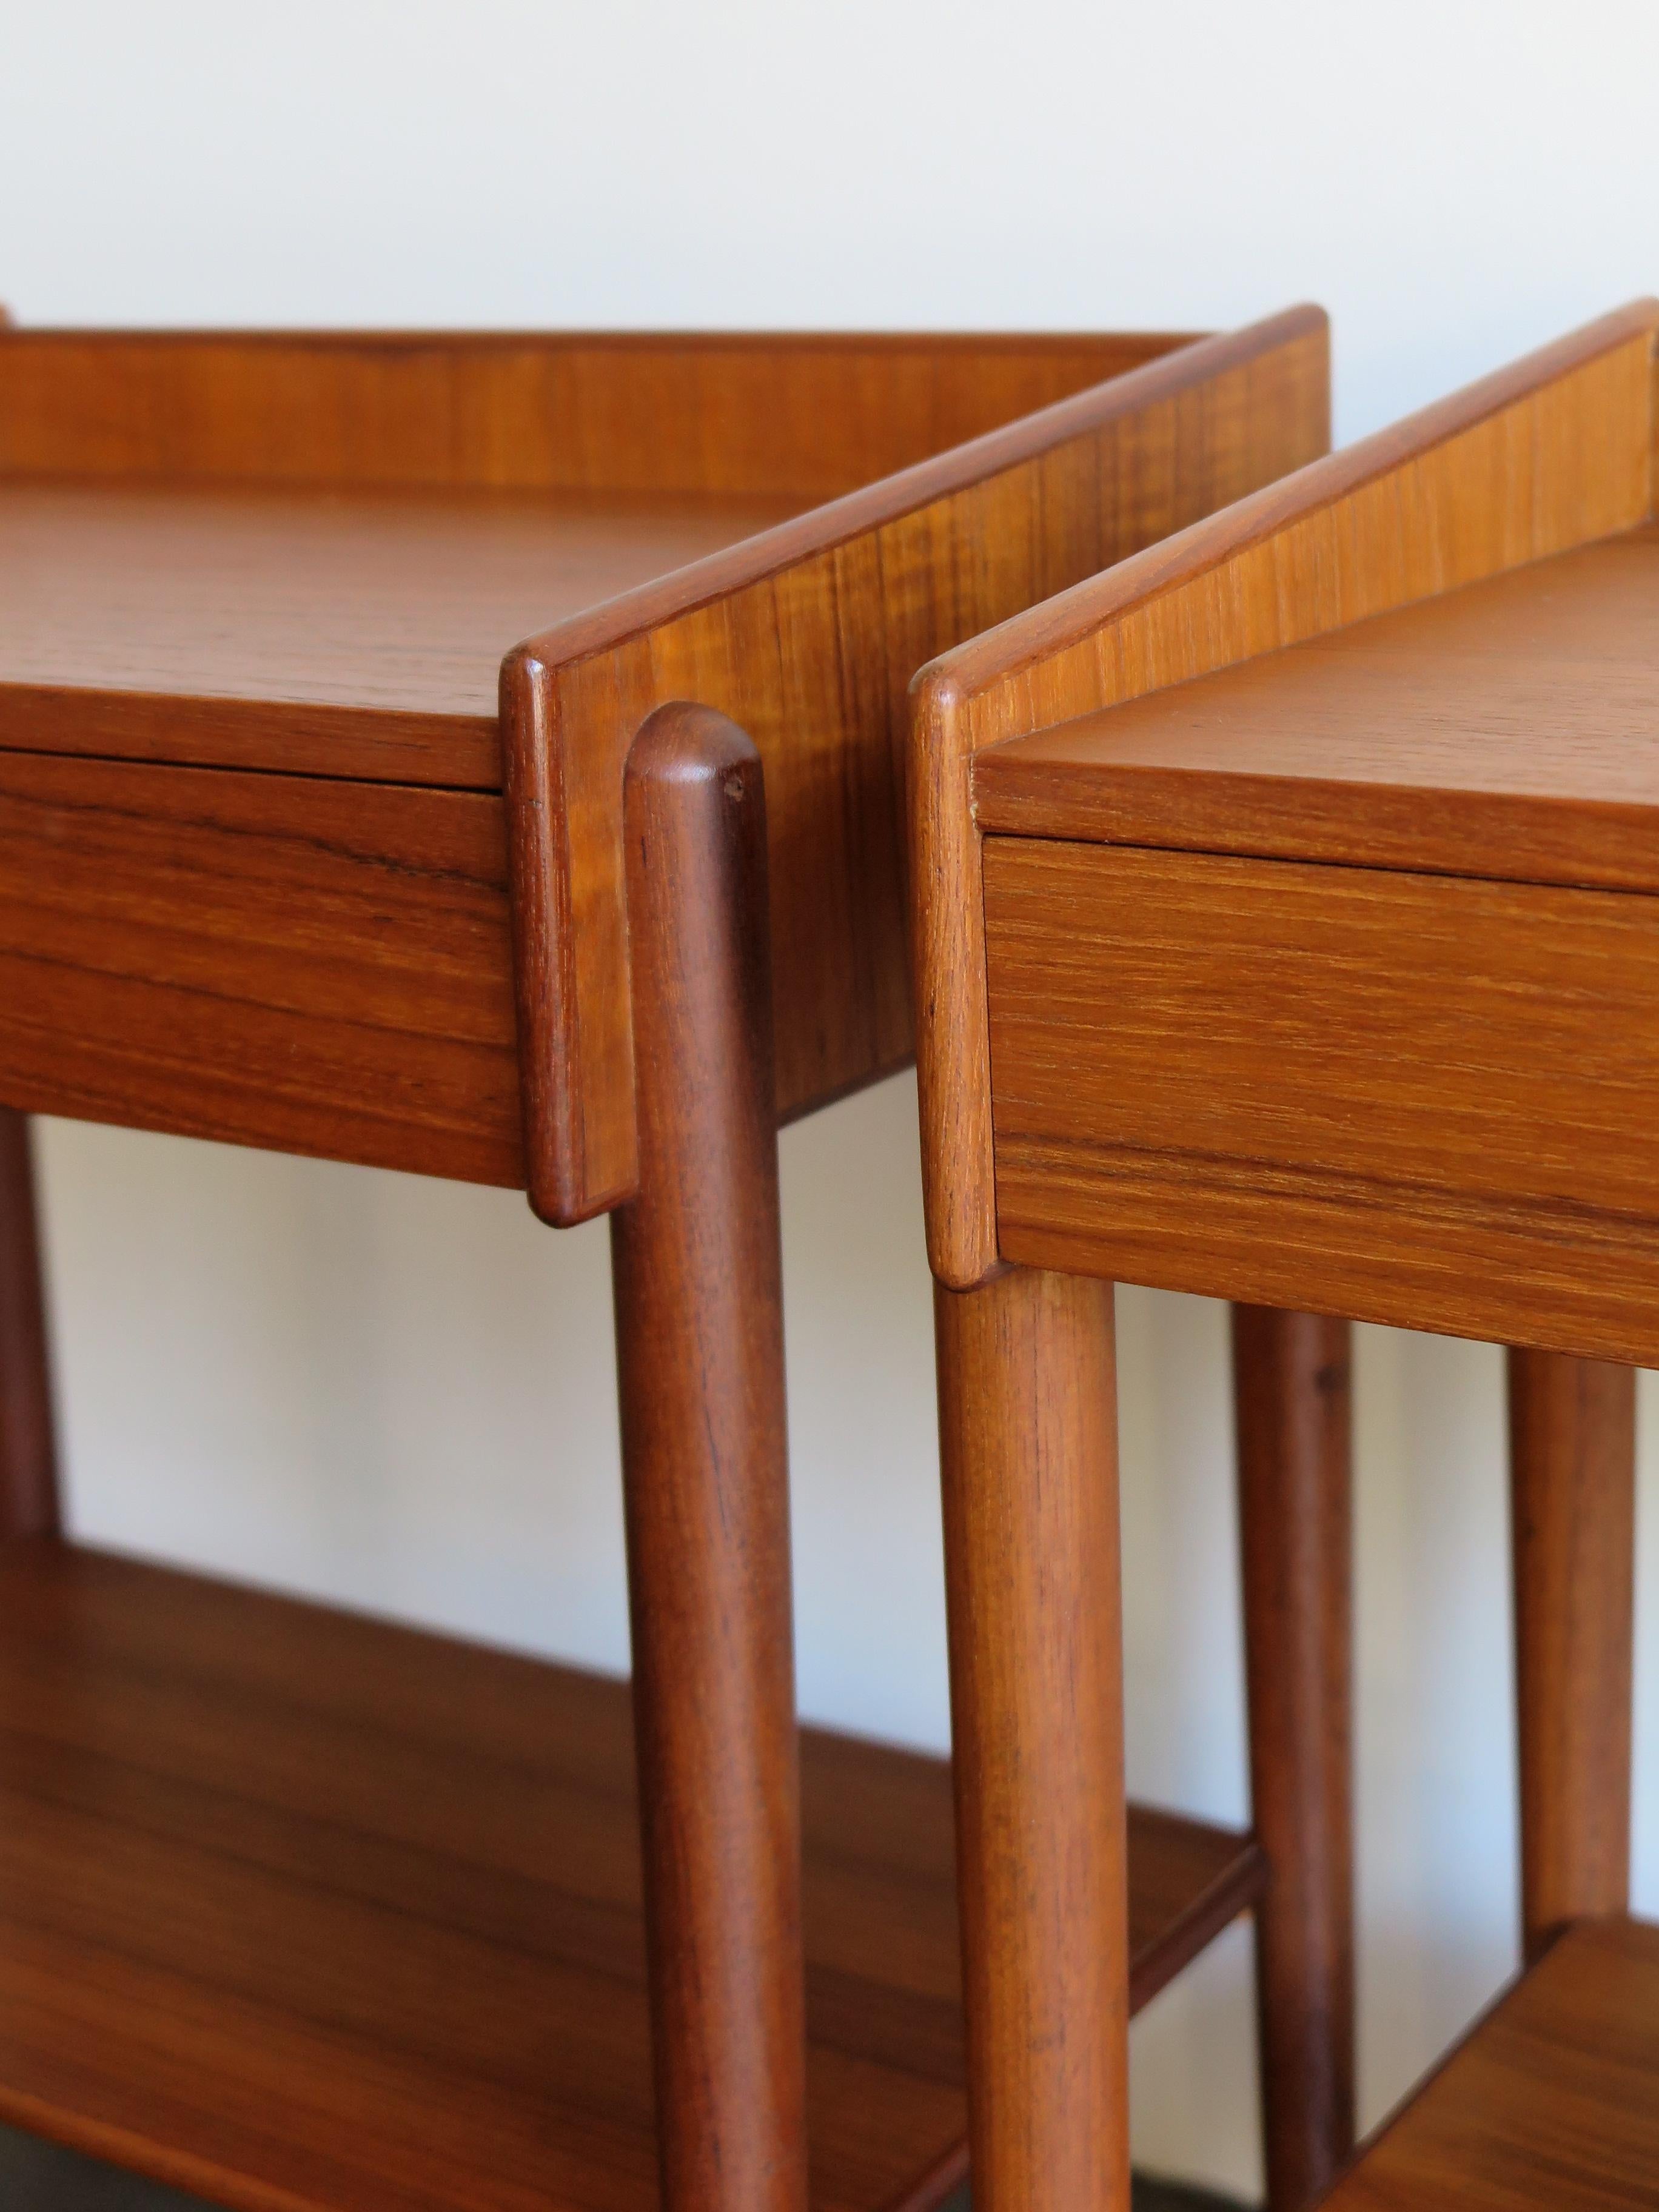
[0,480,800,788]
[976,523,1659,895]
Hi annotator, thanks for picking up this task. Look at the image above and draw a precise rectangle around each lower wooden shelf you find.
[0,1541,1262,2212]
[1325,1915,1659,2210]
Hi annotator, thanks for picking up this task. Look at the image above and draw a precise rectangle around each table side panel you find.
[984,837,1659,1364]
[521,317,1331,1221]
[0,754,523,1184]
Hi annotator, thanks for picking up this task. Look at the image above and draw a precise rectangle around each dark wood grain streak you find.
[0,751,523,1184]
[609,707,805,2212]
[934,1269,1130,2212]
[505,310,1330,1222]
[1233,1309,1353,2212]
[0,1540,1258,2212]
[0,1112,57,1538]
[1508,1353,1636,1962]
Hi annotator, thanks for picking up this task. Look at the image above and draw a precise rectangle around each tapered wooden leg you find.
[0,1108,59,1540]
[1232,1306,1354,2212]
[609,705,808,2212]
[935,1265,1129,2212]
[1508,1347,1635,1964]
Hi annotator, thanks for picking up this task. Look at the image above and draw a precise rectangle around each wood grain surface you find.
[974,523,1659,891]
[0,1538,1258,2212]
[911,299,1658,1287]
[1509,1353,1637,1961]
[505,309,1329,1222]
[1233,1310,1353,2212]
[1322,1916,1659,2210]
[0,482,799,783]
[0,751,523,1184]
[935,1269,1130,2212]
[982,836,1659,1363]
[0,329,1190,498]
[609,708,805,2212]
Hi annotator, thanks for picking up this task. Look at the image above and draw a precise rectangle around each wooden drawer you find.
[985,836,1659,1364]
[0,752,522,1184]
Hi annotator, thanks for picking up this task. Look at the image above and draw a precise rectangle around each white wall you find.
[5,2,1658,2194]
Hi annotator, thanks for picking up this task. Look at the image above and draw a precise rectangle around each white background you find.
[3,2,1657,2193]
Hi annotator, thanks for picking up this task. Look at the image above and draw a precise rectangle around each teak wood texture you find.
[1233,1309,1354,2211]
[1321,1916,1659,2211]
[500,309,1327,1221]
[1508,1353,1637,1962]
[911,297,1659,1290]
[0,1538,1259,2212]
[934,1269,1131,2212]
[0,313,1329,1208]
[609,708,806,2212]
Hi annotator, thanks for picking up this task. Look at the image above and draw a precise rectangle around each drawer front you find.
[984,836,1659,1363]
[0,752,524,1185]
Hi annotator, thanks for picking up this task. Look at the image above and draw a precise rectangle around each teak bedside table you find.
[0,314,1332,2212]
[910,301,1659,2209]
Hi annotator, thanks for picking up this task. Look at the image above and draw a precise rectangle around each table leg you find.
[935,1265,1130,2212]
[0,1108,59,1540]
[1508,1348,1635,1963]
[610,705,808,2212]
[1233,1307,1354,2212]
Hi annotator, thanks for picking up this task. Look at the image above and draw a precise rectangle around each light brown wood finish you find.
[935,1268,1129,2212]
[0,1538,1258,2212]
[0,481,799,783]
[1233,1309,1353,2211]
[609,706,805,2212]
[1321,1917,1659,2211]
[973,523,1659,886]
[1508,1352,1636,1962]
[504,309,1329,1224]
[0,1113,57,1539]
[982,835,1659,1362]
[913,298,1657,1290]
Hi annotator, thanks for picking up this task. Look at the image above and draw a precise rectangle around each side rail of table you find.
[500,309,1329,1225]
